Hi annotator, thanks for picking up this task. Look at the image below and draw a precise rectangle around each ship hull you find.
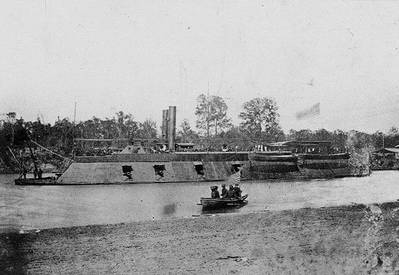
[55,152,368,185]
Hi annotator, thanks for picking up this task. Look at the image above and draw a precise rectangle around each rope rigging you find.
[29,140,72,161]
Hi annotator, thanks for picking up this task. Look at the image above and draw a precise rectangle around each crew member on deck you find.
[38,168,43,179]
[22,166,27,180]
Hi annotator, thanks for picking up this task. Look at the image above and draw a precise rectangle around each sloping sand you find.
[1,202,399,274]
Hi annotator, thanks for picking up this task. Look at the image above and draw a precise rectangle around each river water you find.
[1,171,399,231]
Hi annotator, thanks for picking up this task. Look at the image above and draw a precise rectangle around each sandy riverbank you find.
[1,202,399,274]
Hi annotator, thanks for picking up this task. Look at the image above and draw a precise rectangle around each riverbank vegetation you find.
[0,94,396,171]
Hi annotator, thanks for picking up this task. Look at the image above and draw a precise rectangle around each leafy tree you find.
[137,119,157,139]
[384,126,399,147]
[239,97,280,141]
[73,112,139,140]
[115,111,139,139]
[100,118,118,139]
[177,119,198,143]
[195,94,231,136]
[263,125,285,142]
[388,126,398,136]
[76,117,103,139]
[371,131,385,149]
[50,118,74,154]
[331,130,348,151]
[0,123,14,167]
[313,129,332,141]
[25,119,51,146]
[217,126,253,151]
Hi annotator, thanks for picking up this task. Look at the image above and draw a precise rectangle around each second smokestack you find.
[168,106,176,152]
[162,109,169,141]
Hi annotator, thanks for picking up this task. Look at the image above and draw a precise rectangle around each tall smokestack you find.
[162,109,169,141]
[168,106,176,152]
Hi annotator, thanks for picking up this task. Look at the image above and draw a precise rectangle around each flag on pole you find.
[296,103,320,120]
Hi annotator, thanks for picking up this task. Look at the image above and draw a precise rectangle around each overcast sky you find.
[1,0,399,133]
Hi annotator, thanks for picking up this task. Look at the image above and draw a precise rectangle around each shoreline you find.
[2,202,399,274]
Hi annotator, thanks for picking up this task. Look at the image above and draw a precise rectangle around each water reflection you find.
[162,203,177,215]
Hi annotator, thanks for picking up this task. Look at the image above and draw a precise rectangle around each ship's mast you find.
[72,102,77,158]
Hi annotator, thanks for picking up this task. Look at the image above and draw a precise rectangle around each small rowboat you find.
[199,194,248,210]
[15,177,57,185]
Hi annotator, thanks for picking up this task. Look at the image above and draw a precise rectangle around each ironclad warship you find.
[57,106,368,184]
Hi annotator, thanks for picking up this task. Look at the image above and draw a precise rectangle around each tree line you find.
[0,94,398,161]
[184,94,394,152]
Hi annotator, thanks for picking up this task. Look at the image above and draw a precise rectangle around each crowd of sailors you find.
[21,166,43,180]
[210,183,242,199]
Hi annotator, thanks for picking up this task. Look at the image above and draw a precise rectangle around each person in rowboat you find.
[221,184,228,198]
[226,185,235,199]
[210,186,220,199]
[234,183,242,198]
